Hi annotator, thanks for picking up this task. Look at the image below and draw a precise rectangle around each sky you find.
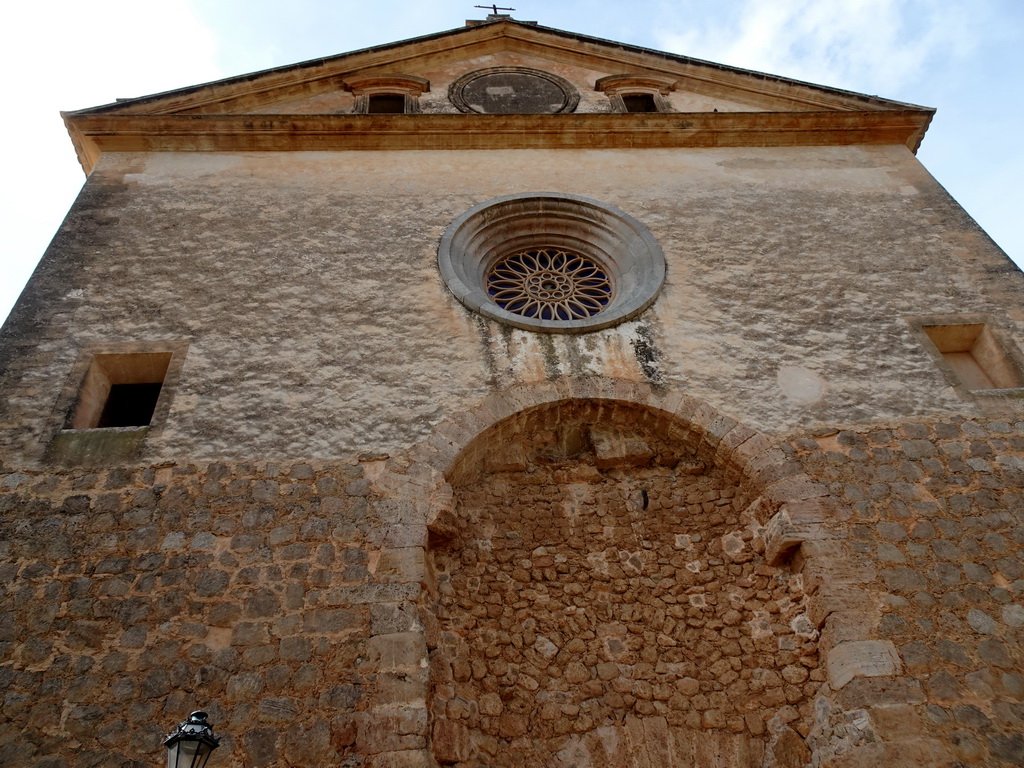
[2,0,1022,326]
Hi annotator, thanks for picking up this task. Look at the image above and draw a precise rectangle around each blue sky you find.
[2,0,1021,325]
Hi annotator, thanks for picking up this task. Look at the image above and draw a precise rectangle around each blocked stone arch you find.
[366,378,846,768]
[383,379,819,498]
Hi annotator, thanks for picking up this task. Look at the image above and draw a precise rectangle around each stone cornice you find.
[594,75,678,96]
[342,74,431,95]
[63,110,934,175]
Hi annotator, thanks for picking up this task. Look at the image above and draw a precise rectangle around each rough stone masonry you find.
[3,17,1024,768]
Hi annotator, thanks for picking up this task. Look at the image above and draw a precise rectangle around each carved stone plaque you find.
[449,67,579,114]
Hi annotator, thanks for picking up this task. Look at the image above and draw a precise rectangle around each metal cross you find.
[475,4,515,14]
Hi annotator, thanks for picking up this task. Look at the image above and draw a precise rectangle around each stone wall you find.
[2,145,1021,467]
[429,403,820,765]
[2,392,1024,767]
[0,456,425,768]
[789,416,1024,767]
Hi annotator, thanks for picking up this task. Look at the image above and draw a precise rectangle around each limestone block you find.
[763,475,829,507]
[639,716,672,766]
[1003,604,1024,627]
[827,640,902,689]
[589,425,654,468]
[818,739,951,768]
[376,548,427,584]
[366,749,435,767]
[370,671,428,707]
[362,632,428,672]
[355,708,429,754]
[483,443,529,472]
[375,500,419,526]
[802,557,876,596]
[687,730,766,767]
[432,719,471,763]
[820,610,876,649]
[808,583,873,628]
[868,704,929,741]
[835,677,925,709]
[372,602,421,635]
[326,583,419,605]
[767,725,811,768]
[967,608,998,634]
[370,524,428,548]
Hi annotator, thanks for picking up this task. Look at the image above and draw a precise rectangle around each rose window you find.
[438,193,666,333]
[486,249,613,321]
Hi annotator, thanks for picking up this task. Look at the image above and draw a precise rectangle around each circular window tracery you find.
[438,193,666,334]
[448,67,579,114]
[487,248,613,321]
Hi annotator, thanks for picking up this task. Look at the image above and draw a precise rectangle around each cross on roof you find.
[475,4,515,15]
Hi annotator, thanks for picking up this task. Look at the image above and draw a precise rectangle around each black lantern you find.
[164,710,220,768]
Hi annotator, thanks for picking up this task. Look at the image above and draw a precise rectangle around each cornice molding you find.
[63,110,934,175]
[595,75,678,96]
[342,74,431,95]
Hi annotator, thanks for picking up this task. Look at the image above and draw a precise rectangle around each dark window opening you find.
[66,352,172,430]
[97,383,164,428]
[367,94,406,114]
[922,323,1024,390]
[622,93,659,113]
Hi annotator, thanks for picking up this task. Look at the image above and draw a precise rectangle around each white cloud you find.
[0,0,224,325]
[655,0,983,96]
[0,0,1019,328]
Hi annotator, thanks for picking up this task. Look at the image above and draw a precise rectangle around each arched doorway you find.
[426,399,820,766]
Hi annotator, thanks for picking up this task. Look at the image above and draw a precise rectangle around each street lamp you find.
[164,710,220,768]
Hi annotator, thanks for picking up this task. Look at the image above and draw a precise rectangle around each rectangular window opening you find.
[367,94,406,114]
[66,352,173,429]
[622,93,659,113]
[922,323,1024,391]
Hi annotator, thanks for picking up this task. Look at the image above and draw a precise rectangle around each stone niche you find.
[426,400,821,767]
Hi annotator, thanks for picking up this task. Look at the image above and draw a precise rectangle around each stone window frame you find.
[437,192,666,334]
[343,74,430,114]
[907,313,1024,400]
[448,66,580,114]
[46,340,189,463]
[595,74,677,113]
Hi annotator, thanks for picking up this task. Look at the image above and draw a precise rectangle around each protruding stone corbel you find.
[763,498,830,565]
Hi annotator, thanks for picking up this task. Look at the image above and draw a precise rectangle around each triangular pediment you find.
[71,20,925,117]
[61,19,934,174]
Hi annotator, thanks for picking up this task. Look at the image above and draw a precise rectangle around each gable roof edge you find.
[65,22,505,117]
[65,19,933,118]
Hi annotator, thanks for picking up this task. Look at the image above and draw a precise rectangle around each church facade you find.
[1,15,1023,768]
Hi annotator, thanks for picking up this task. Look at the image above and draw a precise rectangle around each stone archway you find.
[420,395,827,767]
